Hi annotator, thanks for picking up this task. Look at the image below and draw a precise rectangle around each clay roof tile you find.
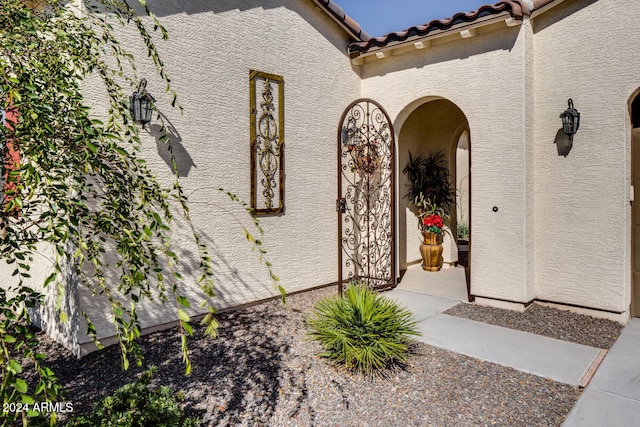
[347,0,534,56]
[310,0,370,41]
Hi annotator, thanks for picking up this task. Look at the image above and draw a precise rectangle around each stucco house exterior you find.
[5,0,640,355]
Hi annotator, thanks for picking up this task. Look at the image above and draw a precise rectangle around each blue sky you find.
[337,0,492,37]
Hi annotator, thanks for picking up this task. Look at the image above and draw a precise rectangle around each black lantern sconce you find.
[129,79,155,129]
[560,98,580,136]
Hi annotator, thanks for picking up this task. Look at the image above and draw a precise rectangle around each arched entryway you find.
[395,98,471,301]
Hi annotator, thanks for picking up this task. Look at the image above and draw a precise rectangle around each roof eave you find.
[530,0,568,18]
[349,11,520,62]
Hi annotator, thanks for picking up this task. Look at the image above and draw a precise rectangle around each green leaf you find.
[13,378,28,393]
[177,309,190,322]
[278,285,287,304]
[176,295,190,308]
[86,141,97,153]
[43,272,57,288]
[8,359,23,374]
[182,322,193,335]
[21,395,35,405]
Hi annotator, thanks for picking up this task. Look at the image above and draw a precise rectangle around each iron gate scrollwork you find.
[337,99,396,292]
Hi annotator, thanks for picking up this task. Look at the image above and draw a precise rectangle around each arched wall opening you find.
[395,98,469,274]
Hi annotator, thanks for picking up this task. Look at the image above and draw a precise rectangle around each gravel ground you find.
[37,286,582,426]
[445,302,624,349]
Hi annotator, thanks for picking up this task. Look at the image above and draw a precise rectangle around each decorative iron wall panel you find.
[250,70,284,214]
[337,99,396,292]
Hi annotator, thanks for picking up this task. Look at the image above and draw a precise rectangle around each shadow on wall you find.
[30,248,83,357]
[176,235,278,308]
[532,0,600,34]
[144,0,298,16]
[134,0,351,54]
[65,179,280,348]
[148,114,196,177]
[70,213,279,349]
[171,187,282,307]
[554,128,573,157]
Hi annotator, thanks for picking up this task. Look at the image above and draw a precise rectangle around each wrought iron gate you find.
[337,99,396,292]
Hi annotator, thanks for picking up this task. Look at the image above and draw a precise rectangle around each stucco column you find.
[470,18,536,306]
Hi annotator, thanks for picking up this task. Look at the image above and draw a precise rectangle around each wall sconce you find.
[560,98,580,136]
[129,79,155,128]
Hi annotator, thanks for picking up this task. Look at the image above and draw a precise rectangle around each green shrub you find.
[307,283,421,374]
[64,368,199,427]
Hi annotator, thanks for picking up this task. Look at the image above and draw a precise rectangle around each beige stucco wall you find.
[360,21,536,303]
[11,0,362,353]
[532,0,640,313]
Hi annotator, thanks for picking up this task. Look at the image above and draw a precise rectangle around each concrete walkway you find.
[386,288,602,387]
[562,318,640,427]
[386,269,640,426]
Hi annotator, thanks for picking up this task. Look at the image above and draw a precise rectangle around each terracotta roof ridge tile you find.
[311,0,370,41]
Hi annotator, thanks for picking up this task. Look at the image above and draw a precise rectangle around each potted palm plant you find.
[402,151,456,271]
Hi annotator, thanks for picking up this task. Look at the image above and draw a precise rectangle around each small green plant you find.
[457,219,469,241]
[64,367,199,427]
[307,283,421,374]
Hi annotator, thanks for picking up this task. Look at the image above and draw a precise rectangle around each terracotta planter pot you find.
[420,231,443,272]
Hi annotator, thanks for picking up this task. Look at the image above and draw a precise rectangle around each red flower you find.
[423,213,444,233]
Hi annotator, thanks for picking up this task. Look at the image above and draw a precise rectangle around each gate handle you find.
[336,198,347,213]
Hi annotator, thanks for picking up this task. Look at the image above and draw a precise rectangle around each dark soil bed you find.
[445,302,624,349]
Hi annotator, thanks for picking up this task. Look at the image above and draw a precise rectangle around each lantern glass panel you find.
[129,79,155,127]
[140,95,154,124]
[130,96,140,122]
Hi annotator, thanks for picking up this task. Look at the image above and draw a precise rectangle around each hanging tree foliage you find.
[0,0,281,424]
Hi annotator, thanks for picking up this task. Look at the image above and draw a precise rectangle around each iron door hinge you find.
[336,198,346,213]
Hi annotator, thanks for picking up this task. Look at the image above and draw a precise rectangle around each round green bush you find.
[307,283,421,374]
